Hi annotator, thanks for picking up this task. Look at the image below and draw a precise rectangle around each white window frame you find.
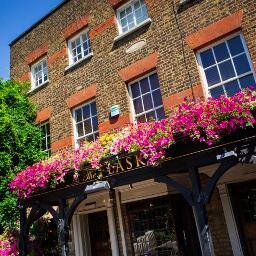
[128,71,164,122]
[72,100,99,148]
[31,57,49,89]
[116,0,149,35]
[40,121,51,155]
[67,28,92,66]
[196,32,256,98]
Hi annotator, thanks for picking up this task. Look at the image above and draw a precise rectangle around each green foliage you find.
[0,79,45,232]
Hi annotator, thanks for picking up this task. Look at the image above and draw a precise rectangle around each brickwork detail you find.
[17,72,30,82]
[89,16,115,39]
[108,0,127,8]
[26,43,48,65]
[66,84,97,109]
[185,10,243,50]
[51,136,73,152]
[35,107,53,123]
[118,52,158,82]
[99,112,131,134]
[63,16,89,39]
[163,84,204,111]
[48,48,67,66]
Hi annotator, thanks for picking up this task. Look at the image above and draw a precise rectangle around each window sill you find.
[65,53,93,72]
[28,80,49,95]
[114,18,152,42]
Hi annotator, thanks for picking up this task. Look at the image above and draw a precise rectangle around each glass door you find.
[87,211,112,256]
[126,194,201,256]
[229,180,256,256]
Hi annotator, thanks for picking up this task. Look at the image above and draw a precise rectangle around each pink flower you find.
[10,89,256,198]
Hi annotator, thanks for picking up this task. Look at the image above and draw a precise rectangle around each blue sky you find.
[0,0,63,80]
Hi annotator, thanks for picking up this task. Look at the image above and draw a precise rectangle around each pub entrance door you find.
[82,210,112,256]
[229,180,256,256]
[126,194,202,256]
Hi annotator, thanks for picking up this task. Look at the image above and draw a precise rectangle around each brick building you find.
[10,0,256,255]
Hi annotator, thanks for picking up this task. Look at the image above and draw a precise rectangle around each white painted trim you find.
[114,18,151,42]
[116,0,149,35]
[73,214,85,256]
[115,190,128,256]
[72,99,99,148]
[30,56,49,90]
[107,205,120,256]
[65,52,93,71]
[127,71,163,122]
[218,184,244,256]
[67,28,92,66]
[196,32,256,98]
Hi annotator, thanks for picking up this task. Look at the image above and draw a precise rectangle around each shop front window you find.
[126,194,201,256]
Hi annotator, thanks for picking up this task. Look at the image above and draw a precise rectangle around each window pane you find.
[71,41,76,49]
[224,80,240,97]
[83,41,88,50]
[126,6,132,15]
[130,73,163,122]
[141,4,148,19]
[149,74,160,90]
[219,60,235,81]
[127,14,134,27]
[47,136,51,150]
[77,123,84,137]
[92,116,98,132]
[205,66,221,86]
[156,107,165,120]
[84,119,92,134]
[233,54,251,75]
[120,10,126,19]
[131,82,140,98]
[239,74,256,89]
[200,49,215,68]
[152,89,163,107]
[41,125,46,134]
[86,134,94,142]
[140,78,150,94]
[75,109,82,122]
[146,111,156,121]
[133,98,143,114]
[77,45,82,55]
[227,36,244,56]
[82,33,88,42]
[213,42,229,62]
[134,0,141,10]
[143,94,153,111]
[91,102,97,116]
[210,86,224,98]
[46,123,50,134]
[121,18,127,27]
[135,9,142,20]
[83,105,90,119]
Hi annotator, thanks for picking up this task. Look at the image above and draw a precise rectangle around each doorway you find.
[87,211,112,256]
[229,180,256,256]
[126,194,202,256]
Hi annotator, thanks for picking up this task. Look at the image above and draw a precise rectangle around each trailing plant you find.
[10,89,256,199]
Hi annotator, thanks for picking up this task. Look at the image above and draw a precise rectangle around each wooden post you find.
[19,204,28,256]
[189,167,214,256]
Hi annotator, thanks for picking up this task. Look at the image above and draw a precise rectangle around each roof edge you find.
[9,0,70,47]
